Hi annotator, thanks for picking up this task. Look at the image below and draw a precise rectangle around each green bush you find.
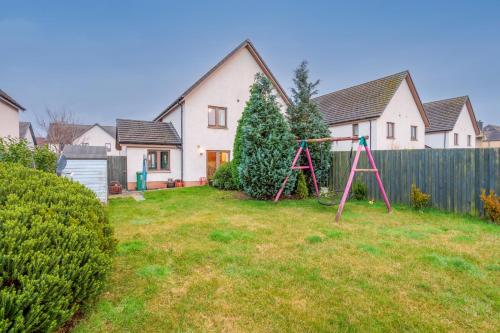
[295,171,309,199]
[34,145,58,173]
[411,183,431,210]
[239,74,297,199]
[212,161,236,190]
[0,163,115,332]
[352,180,367,200]
[0,137,33,168]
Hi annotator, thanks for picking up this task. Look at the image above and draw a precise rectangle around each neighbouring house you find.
[116,119,182,190]
[57,145,108,202]
[19,122,37,147]
[313,71,430,151]
[0,89,25,138]
[423,96,480,148]
[477,124,500,148]
[47,123,118,155]
[153,39,290,185]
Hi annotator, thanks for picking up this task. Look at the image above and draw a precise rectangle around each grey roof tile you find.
[116,119,181,146]
[423,96,468,133]
[483,124,500,141]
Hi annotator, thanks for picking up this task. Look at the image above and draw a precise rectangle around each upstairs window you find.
[411,126,417,141]
[454,133,459,146]
[352,124,359,136]
[467,135,471,147]
[208,106,227,128]
[387,122,395,139]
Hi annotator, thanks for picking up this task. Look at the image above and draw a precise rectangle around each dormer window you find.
[208,106,227,129]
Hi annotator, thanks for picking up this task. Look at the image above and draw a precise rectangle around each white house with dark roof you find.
[313,71,430,151]
[0,89,25,139]
[153,39,290,186]
[47,123,118,155]
[478,124,500,148]
[423,96,480,148]
[116,119,182,190]
[19,122,37,147]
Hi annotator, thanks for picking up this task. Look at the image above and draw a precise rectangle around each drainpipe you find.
[180,103,184,182]
[443,132,446,148]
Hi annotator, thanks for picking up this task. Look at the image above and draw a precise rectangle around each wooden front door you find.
[206,150,230,179]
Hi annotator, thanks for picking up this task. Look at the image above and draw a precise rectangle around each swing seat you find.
[317,188,347,206]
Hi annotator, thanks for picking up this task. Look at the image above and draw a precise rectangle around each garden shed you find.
[57,145,108,202]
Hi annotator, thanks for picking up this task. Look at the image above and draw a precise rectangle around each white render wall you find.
[329,120,377,151]
[376,79,426,150]
[73,125,120,156]
[162,46,287,182]
[124,146,181,183]
[425,132,448,148]
[0,101,20,138]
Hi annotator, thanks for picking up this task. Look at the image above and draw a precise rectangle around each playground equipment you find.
[274,136,391,222]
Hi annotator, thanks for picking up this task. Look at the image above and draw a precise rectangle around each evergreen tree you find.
[286,61,332,191]
[231,104,251,189]
[239,74,297,199]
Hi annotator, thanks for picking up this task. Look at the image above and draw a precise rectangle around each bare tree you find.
[37,108,82,155]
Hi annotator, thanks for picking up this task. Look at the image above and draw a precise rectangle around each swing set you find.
[274,136,391,222]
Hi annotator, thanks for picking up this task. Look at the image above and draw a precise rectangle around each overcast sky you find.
[1,0,499,135]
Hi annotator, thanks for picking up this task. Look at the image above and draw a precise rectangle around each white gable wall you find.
[162,46,287,183]
[449,104,476,148]
[329,120,377,151]
[425,132,448,148]
[73,125,119,156]
[376,78,426,150]
[0,101,20,138]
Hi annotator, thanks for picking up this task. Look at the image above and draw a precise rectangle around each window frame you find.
[147,149,171,172]
[105,143,111,152]
[352,123,359,137]
[454,133,459,146]
[208,105,228,129]
[206,150,230,179]
[411,126,417,141]
[387,122,395,139]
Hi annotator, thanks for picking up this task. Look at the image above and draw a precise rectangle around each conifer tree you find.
[239,73,297,199]
[231,104,250,189]
[286,61,332,191]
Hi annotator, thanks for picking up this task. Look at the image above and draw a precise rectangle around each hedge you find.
[0,162,115,332]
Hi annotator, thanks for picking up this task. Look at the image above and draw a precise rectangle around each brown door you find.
[206,150,230,179]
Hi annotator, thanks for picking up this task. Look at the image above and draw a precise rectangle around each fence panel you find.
[107,156,127,189]
[330,148,500,216]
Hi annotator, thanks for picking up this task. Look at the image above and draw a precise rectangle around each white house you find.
[151,39,290,186]
[0,89,25,138]
[424,96,480,148]
[47,123,118,155]
[313,71,430,151]
[116,119,182,190]
[19,122,37,147]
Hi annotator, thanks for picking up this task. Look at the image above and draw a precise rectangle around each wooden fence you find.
[107,156,127,189]
[329,148,500,215]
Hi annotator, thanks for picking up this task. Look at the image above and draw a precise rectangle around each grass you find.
[74,186,499,332]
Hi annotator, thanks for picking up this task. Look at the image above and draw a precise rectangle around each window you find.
[208,106,227,128]
[147,150,171,171]
[411,126,417,141]
[105,143,111,152]
[352,124,359,136]
[387,122,395,139]
[467,135,471,147]
[454,133,459,146]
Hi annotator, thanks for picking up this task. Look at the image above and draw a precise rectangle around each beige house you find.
[313,71,430,151]
[424,96,480,148]
[0,89,25,138]
[477,124,500,148]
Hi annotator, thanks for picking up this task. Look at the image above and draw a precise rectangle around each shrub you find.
[212,161,236,190]
[411,183,431,210]
[239,74,297,199]
[232,104,251,189]
[34,145,58,173]
[352,180,368,200]
[295,171,309,199]
[0,137,33,168]
[0,163,115,332]
[480,189,500,224]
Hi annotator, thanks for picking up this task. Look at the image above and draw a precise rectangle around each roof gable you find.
[154,39,289,121]
[48,123,116,143]
[19,121,37,145]
[313,71,429,126]
[423,96,480,135]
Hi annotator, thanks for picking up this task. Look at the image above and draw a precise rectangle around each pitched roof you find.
[483,124,500,141]
[154,39,290,121]
[47,123,116,143]
[19,121,37,145]
[116,119,181,146]
[313,71,429,126]
[423,96,480,135]
[0,89,25,111]
[61,145,107,159]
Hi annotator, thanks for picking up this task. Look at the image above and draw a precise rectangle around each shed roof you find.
[116,119,181,146]
[61,145,107,159]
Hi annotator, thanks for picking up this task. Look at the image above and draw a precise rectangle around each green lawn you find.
[74,187,499,332]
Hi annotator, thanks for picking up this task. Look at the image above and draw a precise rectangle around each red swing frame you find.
[274,136,391,222]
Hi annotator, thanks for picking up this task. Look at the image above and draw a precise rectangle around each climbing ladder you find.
[335,136,391,222]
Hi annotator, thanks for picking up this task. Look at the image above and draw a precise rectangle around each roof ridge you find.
[423,95,468,105]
